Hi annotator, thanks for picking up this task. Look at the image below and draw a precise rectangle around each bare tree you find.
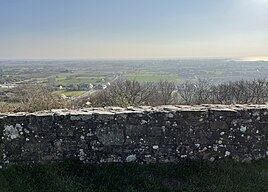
[155,80,176,105]
[13,85,71,112]
[89,80,157,107]
[177,81,196,104]
[193,79,211,104]
[249,79,268,103]
[4,78,268,113]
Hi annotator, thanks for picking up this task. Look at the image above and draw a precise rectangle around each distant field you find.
[55,75,104,86]
[127,72,182,83]
[0,160,267,192]
[1,59,268,86]
[54,90,86,97]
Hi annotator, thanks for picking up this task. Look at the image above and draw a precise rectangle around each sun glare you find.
[241,57,268,61]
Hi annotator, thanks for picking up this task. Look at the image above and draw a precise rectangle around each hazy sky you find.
[0,0,267,59]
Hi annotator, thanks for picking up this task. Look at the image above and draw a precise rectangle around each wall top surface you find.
[1,104,268,117]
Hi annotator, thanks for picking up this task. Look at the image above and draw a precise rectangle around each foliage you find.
[2,79,268,112]
[0,85,71,113]
[0,159,267,192]
[177,78,268,105]
[87,79,268,108]
[0,102,23,113]
[89,80,159,107]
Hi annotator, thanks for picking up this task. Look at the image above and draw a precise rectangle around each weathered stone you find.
[210,121,229,130]
[0,105,267,167]
[96,124,124,145]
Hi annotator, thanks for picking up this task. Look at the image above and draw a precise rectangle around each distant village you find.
[0,83,17,89]
[0,82,111,103]
[60,83,109,91]
[0,82,110,92]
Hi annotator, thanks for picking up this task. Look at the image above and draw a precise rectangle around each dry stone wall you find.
[0,105,268,167]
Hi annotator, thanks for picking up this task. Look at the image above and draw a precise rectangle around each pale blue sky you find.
[0,0,267,59]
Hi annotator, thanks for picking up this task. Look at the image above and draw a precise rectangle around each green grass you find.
[55,74,105,86]
[54,90,86,97]
[56,77,96,85]
[0,159,267,192]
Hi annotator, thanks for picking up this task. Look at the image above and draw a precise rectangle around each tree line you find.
[87,78,268,107]
[1,78,268,112]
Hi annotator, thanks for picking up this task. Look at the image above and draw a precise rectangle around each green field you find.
[3,59,268,87]
[54,90,86,97]
[0,160,267,192]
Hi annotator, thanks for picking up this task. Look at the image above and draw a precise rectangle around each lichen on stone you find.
[3,124,22,140]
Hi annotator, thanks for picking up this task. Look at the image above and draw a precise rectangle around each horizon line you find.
[0,56,240,61]
[1,56,268,61]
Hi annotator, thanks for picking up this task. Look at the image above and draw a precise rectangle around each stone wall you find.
[0,105,267,167]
